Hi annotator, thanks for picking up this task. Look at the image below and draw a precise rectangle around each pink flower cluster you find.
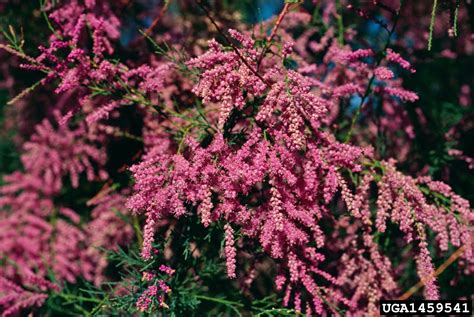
[1,0,472,315]
[0,112,132,314]
[186,32,267,128]
[127,29,473,315]
[0,277,50,317]
[136,265,174,312]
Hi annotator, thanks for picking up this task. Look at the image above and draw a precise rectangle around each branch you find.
[398,244,466,300]
[195,0,269,87]
[344,0,405,143]
[143,0,171,36]
[256,2,294,69]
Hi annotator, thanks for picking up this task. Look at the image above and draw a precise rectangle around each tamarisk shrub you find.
[128,28,473,314]
[0,113,132,316]
[0,0,473,315]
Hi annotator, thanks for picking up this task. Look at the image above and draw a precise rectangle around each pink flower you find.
[374,66,394,80]
[386,49,416,73]
[379,86,419,102]
[224,224,237,279]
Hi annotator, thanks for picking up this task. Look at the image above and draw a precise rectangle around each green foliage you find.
[34,214,296,316]
[0,91,21,184]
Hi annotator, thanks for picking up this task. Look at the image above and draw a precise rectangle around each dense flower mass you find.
[0,0,473,315]
[127,29,472,314]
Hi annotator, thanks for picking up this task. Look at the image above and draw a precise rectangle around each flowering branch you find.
[195,0,269,87]
[1,1,472,315]
[256,2,295,69]
[398,243,468,300]
[344,0,406,143]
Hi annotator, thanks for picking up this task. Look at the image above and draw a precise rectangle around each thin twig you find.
[143,0,171,36]
[344,0,405,143]
[7,80,42,105]
[428,0,438,51]
[256,2,293,69]
[195,0,269,87]
[374,0,397,15]
[266,3,292,44]
[347,5,389,33]
[0,44,46,67]
[453,3,459,37]
[398,244,466,300]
